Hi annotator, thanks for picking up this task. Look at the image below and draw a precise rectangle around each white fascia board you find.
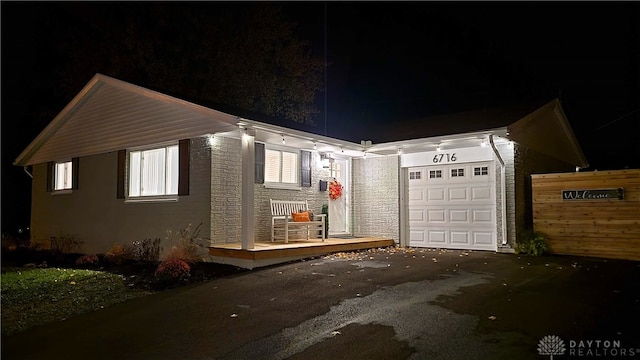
[233,118,365,155]
[367,128,509,156]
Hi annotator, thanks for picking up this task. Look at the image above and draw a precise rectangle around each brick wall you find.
[495,142,516,247]
[512,142,575,243]
[352,156,400,242]
[253,150,332,242]
[209,136,242,244]
[209,136,333,243]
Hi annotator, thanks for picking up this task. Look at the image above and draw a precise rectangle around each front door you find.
[328,158,349,235]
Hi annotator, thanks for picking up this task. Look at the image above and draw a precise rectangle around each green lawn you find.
[1,267,153,336]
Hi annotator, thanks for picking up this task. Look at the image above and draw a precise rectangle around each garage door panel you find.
[410,231,426,243]
[448,187,468,201]
[409,188,426,203]
[449,210,468,223]
[408,161,497,251]
[473,232,494,246]
[472,186,492,200]
[427,209,446,223]
[427,230,446,244]
[427,188,446,201]
[451,231,470,245]
[472,209,493,222]
[409,209,425,222]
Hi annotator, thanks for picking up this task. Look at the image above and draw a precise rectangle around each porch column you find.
[241,129,255,249]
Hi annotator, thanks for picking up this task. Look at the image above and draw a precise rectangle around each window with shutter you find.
[48,157,79,193]
[300,150,311,187]
[118,140,189,200]
[255,143,265,184]
[264,145,300,188]
[129,145,179,197]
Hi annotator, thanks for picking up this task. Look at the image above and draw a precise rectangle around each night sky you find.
[2,2,639,234]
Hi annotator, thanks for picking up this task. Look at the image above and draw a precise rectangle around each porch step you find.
[208,237,395,269]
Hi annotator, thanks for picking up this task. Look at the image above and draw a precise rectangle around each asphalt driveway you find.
[2,248,639,360]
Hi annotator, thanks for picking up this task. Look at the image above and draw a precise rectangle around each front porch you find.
[208,237,396,269]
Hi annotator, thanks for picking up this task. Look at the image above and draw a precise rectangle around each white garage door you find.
[408,162,496,250]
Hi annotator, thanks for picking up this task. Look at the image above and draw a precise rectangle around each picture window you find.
[128,144,179,197]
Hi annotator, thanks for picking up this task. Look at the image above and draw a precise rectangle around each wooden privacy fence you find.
[532,169,640,261]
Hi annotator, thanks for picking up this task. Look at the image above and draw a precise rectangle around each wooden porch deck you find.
[208,237,396,269]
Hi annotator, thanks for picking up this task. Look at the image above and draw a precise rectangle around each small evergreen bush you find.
[515,231,550,256]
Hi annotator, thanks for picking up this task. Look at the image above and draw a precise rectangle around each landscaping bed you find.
[1,248,246,336]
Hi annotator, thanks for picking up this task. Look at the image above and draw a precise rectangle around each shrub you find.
[515,231,550,256]
[75,254,100,267]
[105,242,133,265]
[131,238,162,262]
[164,223,204,264]
[50,235,83,254]
[155,258,191,282]
[1,232,30,250]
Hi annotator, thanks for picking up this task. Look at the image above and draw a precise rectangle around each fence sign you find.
[562,188,624,201]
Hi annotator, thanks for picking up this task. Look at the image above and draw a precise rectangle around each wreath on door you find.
[329,179,343,200]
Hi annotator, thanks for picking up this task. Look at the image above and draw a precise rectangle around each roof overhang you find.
[15,75,588,170]
[213,118,367,158]
[507,99,589,168]
[14,74,241,166]
[366,128,509,156]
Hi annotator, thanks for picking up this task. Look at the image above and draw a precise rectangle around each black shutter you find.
[255,142,265,184]
[116,150,126,199]
[71,157,80,190]
[178,139,190,196]
[46,161,54,192]
[301,150,311,187]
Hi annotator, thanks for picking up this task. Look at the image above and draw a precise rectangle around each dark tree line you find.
[33,2,325,125]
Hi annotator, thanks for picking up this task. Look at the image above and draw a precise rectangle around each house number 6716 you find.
[432,153,457,163]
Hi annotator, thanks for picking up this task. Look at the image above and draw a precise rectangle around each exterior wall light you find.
[320,153,331,168]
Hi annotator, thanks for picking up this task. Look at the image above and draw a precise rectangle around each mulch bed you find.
[1,248,247,291]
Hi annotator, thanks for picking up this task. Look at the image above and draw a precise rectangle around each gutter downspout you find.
[23,166,33,179]
[489,135,508,247]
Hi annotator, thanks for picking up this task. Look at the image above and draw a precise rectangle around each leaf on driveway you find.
[330,331,341,336]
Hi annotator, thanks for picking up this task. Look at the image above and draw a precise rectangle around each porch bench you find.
[270,199,326,243]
